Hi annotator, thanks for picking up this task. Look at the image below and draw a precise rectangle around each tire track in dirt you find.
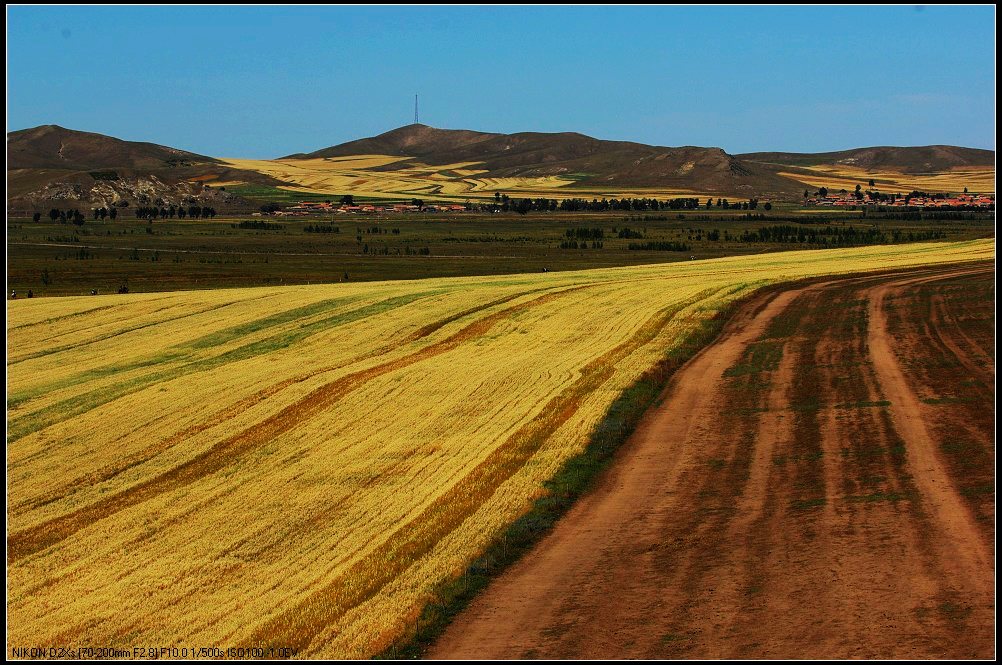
[428,264,995,660]
[929,288,995,379]
[7,286,592,564]
[427,281,807,659]
[867,273,994,574]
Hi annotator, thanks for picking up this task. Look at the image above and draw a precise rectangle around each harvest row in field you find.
[6,239,993,657]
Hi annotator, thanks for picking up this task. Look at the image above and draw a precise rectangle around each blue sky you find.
[7,5,996,158]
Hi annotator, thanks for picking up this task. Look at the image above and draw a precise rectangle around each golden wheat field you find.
[775,165,995,195]
[217,156,702,202]
[6,239,993,658]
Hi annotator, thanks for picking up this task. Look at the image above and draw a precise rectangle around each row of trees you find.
[33,205,218,222]
[705,198,769,210]
[805,186,974,205]
[628,241,691,252]
[90,207,123,220]
[468,194,718,214]
[37,208,91,225]
[734,224,942,246]
[134,205,217,220]
[554,197,704,212]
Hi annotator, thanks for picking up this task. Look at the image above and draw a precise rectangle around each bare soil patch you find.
[429,264,995,659]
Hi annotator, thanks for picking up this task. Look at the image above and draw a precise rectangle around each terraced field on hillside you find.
[216,156,702,202]
[6,239,993,658]
[772,164,995,195]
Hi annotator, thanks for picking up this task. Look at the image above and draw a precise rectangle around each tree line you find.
[735,224,945,247]
[468,194,733,214]
[134,205,217,220]
[628,241,691,252]
[39,208,91,225]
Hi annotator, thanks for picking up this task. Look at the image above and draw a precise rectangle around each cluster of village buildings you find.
[806,192,995,208]
[258,201,468,216]
[251,192,995,216]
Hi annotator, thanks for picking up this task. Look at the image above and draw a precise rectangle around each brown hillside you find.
[290,124,807,197]
[739,145,994,174]
[7,124,219,171]
[7,125,283,209]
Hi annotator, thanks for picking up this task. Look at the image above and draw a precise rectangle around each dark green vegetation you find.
[7,210,993,296]
[222,184,391,206]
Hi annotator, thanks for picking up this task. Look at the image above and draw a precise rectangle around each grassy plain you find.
[7,210,994,296]
[6,238,993,658]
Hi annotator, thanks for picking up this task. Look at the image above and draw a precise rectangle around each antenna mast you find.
[414,94,419,125]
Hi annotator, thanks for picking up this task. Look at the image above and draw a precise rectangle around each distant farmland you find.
[216,156,706,203]
[210,154,995,205]
[773,165,995,196]
[6,239,993,658]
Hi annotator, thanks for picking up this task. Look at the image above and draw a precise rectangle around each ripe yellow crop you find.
[6,239,993,658]
[216,156,703,202]
[776,165,995,195]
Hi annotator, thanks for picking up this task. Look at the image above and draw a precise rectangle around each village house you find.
[806,191,994,208]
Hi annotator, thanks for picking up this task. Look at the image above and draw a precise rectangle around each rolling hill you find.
[738,145,995,174]
[8,124,219,171]
[6,125,282,210]
[7,124,995,210]
[739,145,996,195]
[283,124,807,197]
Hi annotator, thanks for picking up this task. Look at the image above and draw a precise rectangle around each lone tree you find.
[869,179,876,188]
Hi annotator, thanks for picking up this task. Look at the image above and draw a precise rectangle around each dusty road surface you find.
[429,263,995,660]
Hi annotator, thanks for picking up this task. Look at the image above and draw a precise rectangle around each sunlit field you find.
[774,165,995,195]
[217,156,704,202]
[6,239,993,658]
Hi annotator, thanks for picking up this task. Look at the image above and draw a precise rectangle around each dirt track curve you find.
[429,263,995,660]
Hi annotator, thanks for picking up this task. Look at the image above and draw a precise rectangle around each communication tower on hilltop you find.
[414,94,419,125]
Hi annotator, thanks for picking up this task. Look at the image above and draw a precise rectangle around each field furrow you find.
[6,239,993,657]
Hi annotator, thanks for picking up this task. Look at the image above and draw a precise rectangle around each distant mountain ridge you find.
[6,123,995,209]
[285,124,806,195]
[8,124,220,171]
[738,145,994,174]
[7,125,280,209]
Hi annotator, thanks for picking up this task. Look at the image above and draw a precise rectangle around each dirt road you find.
[429,264,995,659]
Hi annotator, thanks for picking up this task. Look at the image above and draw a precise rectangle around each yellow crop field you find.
[217,156,703,202]
[6,239,993,658]
[776,165,995,194]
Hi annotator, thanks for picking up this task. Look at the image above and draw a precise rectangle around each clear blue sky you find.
[7,5,996,158]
